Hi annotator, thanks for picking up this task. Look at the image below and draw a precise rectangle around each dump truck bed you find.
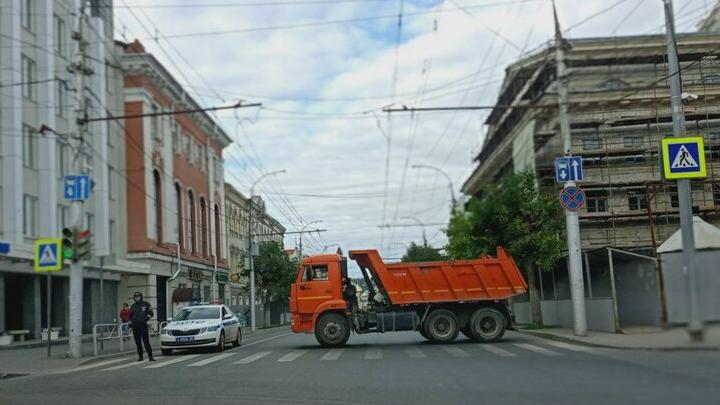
[349,247,527,305]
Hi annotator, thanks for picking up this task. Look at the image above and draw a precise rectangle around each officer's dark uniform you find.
[129,292,155,361]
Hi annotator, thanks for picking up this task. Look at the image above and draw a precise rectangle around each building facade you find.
[462,33,720,254]
[0,0,127,338]
[117,39,231,321]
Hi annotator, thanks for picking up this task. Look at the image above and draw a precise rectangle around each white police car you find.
[160,304,241,355]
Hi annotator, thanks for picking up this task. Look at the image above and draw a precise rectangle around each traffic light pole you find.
[68,5,90,359]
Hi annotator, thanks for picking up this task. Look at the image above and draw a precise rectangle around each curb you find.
[517,329,720,351]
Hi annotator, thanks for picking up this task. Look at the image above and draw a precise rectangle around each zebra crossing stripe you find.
[188,352,237,367]
[102,357,164,371]
[441,346,470,358]
[144,354,200,369]
[321,349,344,361]
[235,351,272,364]
[56,357,131,374]
[480,344,516,357]
[514,343,560,356]
[277,350,308,362]
[364,349,382,360]
[405,347,427,359]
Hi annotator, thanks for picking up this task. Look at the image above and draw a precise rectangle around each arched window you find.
[214,204,221,259]
[188,190,196,253]
[153,170,163,243]
[200,197,208,257]
[175,182,183,250]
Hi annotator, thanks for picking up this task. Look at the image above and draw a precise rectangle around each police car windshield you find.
[172,307,220,321]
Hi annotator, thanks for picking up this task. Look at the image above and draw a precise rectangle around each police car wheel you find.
[217,331,225,352]
[233,330,241,347]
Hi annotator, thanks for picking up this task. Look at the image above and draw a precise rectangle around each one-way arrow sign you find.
[555,156,584,183]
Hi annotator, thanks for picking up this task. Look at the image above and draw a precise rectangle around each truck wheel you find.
[424,309,459,344]
[469,308,506,342]
[315,313,350,347]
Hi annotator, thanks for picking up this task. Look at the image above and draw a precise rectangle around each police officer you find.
[128,291,155,362]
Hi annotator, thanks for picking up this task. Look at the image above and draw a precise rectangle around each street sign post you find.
[559,186,586,211]
[555,156,584,182]
[661,137,706,180]
[63,175,91,201]
[34,238,63,273]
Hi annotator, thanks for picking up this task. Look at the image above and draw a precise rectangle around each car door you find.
[223,306,238,340]
[296,264,334,316]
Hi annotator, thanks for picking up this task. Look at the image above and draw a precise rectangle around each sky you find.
[114,0,714,262]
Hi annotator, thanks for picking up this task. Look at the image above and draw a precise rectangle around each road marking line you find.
[321,349,344,361]
[405,347,427,359]
[144,354,200,369]
[102,357,164,371]
[188,352,238,367]
[364,349,382,360]
[441,346,470,358]
[277,350,308,362]
[55,357,130,374]
[234,351,272,364]
[479,345,516,357]
[514,343,561,356]
[241,332,292,348]
[544,341,599,354]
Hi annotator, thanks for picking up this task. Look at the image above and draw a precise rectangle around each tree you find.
[446,171,565,326]
[243,241,298,326]
[401,242,446,262]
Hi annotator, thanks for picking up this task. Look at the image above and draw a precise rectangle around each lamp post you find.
[299,220,322,259]
[401,216,427,247]
[411,164,456,207]
[247,170,285,332]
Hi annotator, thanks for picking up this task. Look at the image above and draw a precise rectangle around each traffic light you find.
[62,227,75,261]
[75,229,92,262]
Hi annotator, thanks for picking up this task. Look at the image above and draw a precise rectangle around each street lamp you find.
[411,164,457,208]
[247,169,285,332]
[401,216,427,247]
[299,220,322,259]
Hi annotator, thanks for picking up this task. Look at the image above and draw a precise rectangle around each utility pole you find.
[663,0,703,341]
[554,3,587,336]
[68,3,91,359]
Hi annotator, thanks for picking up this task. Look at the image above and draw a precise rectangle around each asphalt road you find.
[1,329,718,405]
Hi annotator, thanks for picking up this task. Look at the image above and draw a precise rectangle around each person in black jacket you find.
[128,291,155,362]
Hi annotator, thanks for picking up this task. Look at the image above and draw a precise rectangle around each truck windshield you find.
[172,307,220,321]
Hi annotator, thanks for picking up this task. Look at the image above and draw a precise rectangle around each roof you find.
[657,216,720,253]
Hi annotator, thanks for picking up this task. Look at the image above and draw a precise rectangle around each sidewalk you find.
[0,325,290,376]
[518,324,720,351]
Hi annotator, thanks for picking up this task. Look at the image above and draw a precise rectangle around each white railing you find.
[93,321,168,357]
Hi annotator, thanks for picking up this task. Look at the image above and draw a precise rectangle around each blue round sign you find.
[559,186,586,211]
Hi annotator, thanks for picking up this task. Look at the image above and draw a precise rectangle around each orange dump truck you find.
[290,247,528,347]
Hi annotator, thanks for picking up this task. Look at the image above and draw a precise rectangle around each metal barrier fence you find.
[93,321,167,357]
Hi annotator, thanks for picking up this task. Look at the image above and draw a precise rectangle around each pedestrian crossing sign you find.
[661,137,706,179]
[34,238,63,272]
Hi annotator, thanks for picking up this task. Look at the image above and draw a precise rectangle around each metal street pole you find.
[663,0,703,341]
[248,170,286,332]
[299,220,322,259]
[401,216,427,247]
[554,3,587,336]
[411,164,456,208]
[68,4,91,358]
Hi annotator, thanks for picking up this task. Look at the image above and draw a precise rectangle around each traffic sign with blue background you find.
[559,186,586,211]
[64,175,91,201]
[661,136,706,179]
[0,240,10,255]
[555,156,583,182]
[34,238,63,272]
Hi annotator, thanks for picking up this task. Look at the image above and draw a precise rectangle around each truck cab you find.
[290,254,348,336]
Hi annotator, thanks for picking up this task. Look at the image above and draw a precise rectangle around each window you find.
[715,184,720,206]
[57,205,68,229]
[153,170,163,243]
[151,104,160,139]
[628,189,647,211]
[586,191,608,213]
[669,186,679,208]
[53,15,65,55]
[215,204,221,259]
[22,125,36,168]
[108,165,115,200]
[55,78,66,117]
[172,122,179,153]
[302,265,329,282]
[623,135,643,148]
[107,122,114,148]
[200,197,208,256]
[582,137,601,150]
[198,144,206,172]
[105,61,112,94]
[176,183,184,251]
[21,0,32,31]
[109,220,115,253]
[183,134,191,158]
[188,191,196,253]
[84,153,94,174]
[85,213,94,233]
[56,143,67,179]
[23,195,38,237]
[21,55,35,99]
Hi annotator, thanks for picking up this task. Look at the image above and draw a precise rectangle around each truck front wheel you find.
[315,313,350,347]
[469,308,506,342]
[424,309,459,344]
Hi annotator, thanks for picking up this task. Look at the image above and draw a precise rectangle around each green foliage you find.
[243,241,298,303]
[401,242,446,262]
[446,171,565,272]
